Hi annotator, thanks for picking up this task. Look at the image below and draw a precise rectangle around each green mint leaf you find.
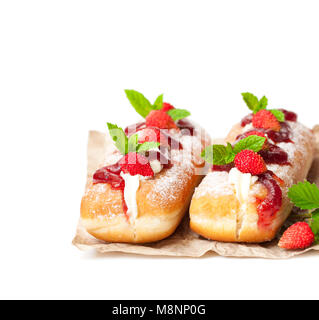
[288,181,319,210]
[153,94,164,110]
[201,144,234,165]
[256,96,268,112]
[225,143,236,163]
[125,89,154,118]
[310,209,319,244]
[107,123,128,155]
[242,92,268,114]
[167,108,191,121]
[233,135,266,154]
[201,145,214,164]
[137,142,160,153]
[128,134,139,153]
[241,92,259,112]
[269,109,285,122]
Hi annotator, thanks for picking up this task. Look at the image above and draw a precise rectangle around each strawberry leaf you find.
[269,109,285,122]
[233,135,266,154]
[125,89,154,118]
[107,123,128,155]
[128,134,139,153]
[288,181,319,210]
[137,142,160,153]
[153,94,164,110]
[167,108,191,121]
[310,209,319,244]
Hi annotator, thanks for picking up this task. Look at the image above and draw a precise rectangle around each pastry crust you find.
[190,121,315,243]
[81,125,210,243]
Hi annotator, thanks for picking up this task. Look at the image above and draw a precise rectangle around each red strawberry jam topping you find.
[93,163,124,189]
[240,113,253,127]
[279,109,298,122]
[259,144,290,165]
[256,171,283,229]
[263,122,293,143]
[93,163,127,215]
[212,163,234,172]
[176,119,196,136]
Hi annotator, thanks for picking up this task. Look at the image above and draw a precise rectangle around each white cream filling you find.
[150,159,163,174]
[148,147,163,174]
[228,168,258,202]
[244,123,254,131]
[120,155,161,220]
[121,173,141,220]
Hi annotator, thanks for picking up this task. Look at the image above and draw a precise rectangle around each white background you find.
[1,0,318,300]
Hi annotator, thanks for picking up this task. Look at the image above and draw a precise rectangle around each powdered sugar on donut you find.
[146,126,207,205]
[194,171,234,198]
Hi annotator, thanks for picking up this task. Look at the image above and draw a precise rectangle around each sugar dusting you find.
[83,182,123,219]
[267,121,312,189]
[194,172,233,198]
[146,127,206,205]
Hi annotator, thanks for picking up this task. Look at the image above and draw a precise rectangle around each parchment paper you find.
[73,126,319,259]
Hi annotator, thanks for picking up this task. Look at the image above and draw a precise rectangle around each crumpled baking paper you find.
[73,126,319,259]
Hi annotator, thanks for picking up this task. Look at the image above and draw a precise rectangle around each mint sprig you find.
[269,109,285,122]
[107,123,128,155]
[233,135,266,154]
[201,143,235,166]
[128,134,139,153]
[137,142,160,152]
[125,90,154,118]
[153,94,164,110]
[201,135,266,165]
[241,92,285,122]
[241,92,268,114]
[167,109,191,121]
[107,122,160,155]
[125,89,191,120]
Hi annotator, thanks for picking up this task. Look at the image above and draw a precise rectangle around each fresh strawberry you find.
[252,110,281,131]
[145,110,177,129]
[162,102,175,112]
[234,149,267,175]
[119,152,154,177]
[278,222,315,250]
[137,128,169,147]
